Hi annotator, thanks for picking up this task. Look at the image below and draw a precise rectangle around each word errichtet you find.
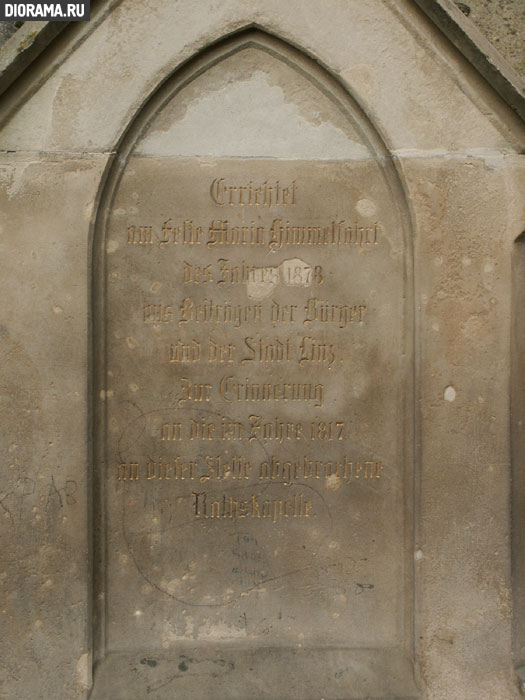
[209,178,297,208]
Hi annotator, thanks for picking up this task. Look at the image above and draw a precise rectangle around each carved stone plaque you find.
[92,33,417,699]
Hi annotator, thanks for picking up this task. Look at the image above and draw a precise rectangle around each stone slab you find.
[0,3,523,700]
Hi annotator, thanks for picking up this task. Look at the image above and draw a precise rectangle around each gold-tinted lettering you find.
[160,423,182,441]
[159,219,180,246]
[183,260,213,284]
[241,336,292,364]
[221,418,243,441]
[127,225,153,245]
[117,462,139,480]
[303,298,367,328]
[190,418,214,441]
[298,336,336,368]
[191,488,318,521]
[178,298,262,328]
[143,304,173,324]
[219,376,324,407]
[208,338,235,364]
[169,339,200,363]
[178,378,212,405]
[210,179,297,208]
[271,300,297,324]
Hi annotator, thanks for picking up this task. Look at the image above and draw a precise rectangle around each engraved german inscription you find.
[104,157,407,642]
[114,169,388,520]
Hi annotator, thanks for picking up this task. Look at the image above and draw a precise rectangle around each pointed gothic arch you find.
[89,26,418,698]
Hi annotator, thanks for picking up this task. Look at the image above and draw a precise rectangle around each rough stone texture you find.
[0,1,523,699]
[0,153,110,699]
[465,0,525,75]
[89,36,417,698]
[400,152,524,699]
[0,22,19,47]
[0,2,523,76]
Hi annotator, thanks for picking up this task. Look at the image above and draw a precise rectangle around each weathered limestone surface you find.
[0,2,523,699]
[2,0,524,75]
[462,0,525,74]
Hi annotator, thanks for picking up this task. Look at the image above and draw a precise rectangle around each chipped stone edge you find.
[413,0,525,122]
[0,0,124,108]
[0,21,66,95]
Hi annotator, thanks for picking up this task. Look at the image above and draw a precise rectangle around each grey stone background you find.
[0,21,20,46]
[0,0,523,74]
[466,0,524,74]
[0,1,522,698]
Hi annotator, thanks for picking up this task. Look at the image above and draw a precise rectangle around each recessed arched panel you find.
[91,30,417,700]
